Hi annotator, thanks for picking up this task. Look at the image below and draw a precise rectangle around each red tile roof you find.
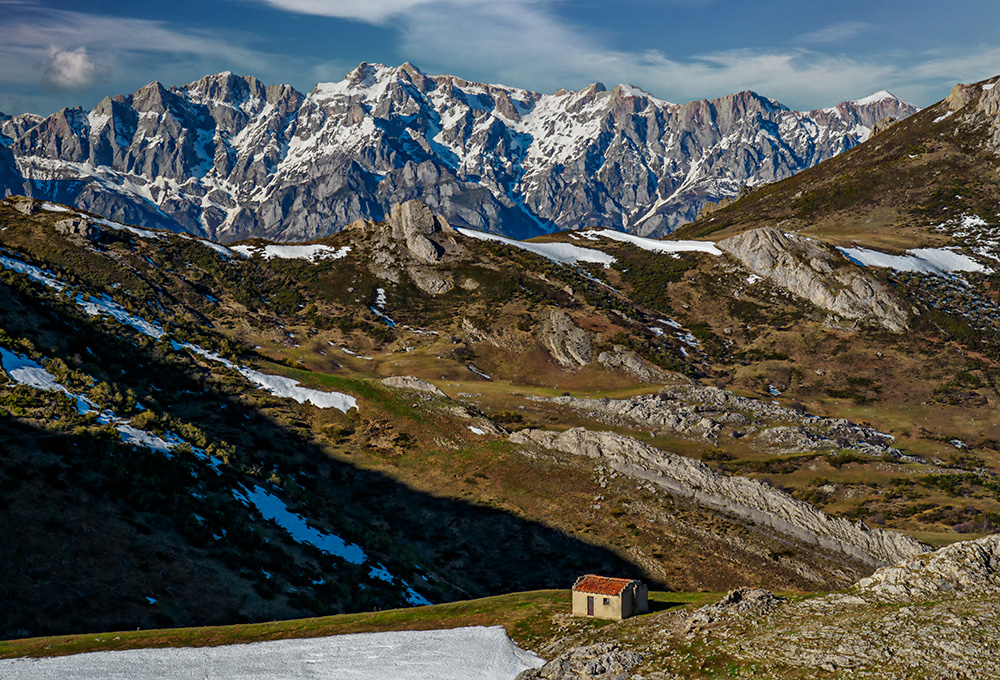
[572,574,637,596]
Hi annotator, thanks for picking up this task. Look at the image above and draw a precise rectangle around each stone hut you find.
[571,575,648,620]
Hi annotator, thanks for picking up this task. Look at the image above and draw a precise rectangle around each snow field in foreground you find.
[0,625,544,680]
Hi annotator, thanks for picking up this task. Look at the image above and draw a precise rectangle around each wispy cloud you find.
[248,0,442,23]
[238,0,948,108]
[387,2,895,108]
[795,21,872,45]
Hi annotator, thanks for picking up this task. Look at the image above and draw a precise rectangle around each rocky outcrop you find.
[510,427,926,567]
[53,217,96,241]
[718,227,909,332]
[946,83,979,111]
[388,200,451,264]
[977,78,1000,153]
[869,116,897,136]
[5,197,38,215]
[534,385,901,457]
[0,65,919,242]
[380,376,448,398]
[540,310,592,368]
[716,535,1000,677]
[516,643,642,680]
[686,588,784,632]
[347,200,464,294]
[596,345,676,383]
[854,534,1000,601]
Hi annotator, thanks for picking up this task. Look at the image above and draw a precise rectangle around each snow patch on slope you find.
[232,484,430,605]
[457,227,616,267]
[578,228,722,256]
[232,243,351,262]
[838,246,990,274]
[0,347,174,452]
[171,340,357,413]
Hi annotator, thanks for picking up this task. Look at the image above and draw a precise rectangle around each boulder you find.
[869,116,897,136]
[388,199,451,264]
[516,643,642,680]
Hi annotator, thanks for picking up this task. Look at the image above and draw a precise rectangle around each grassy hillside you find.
[2,140,999,643]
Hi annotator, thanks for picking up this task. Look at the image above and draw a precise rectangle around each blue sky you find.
[3,0,999,116]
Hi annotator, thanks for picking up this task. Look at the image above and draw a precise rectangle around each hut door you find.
[587,596,594,616]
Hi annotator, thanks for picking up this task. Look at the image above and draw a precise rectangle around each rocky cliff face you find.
[510,427,926,567]
[718,227,910,331]
[0,65,918,241]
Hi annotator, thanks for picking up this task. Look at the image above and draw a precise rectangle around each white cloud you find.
[249,0,441,23]
[41,47,110,91]
[796,21,872,45]
[0,5,315,113]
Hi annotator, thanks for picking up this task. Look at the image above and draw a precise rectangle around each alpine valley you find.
[1,68,1000,680]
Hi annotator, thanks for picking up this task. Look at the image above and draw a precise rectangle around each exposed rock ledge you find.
[855,533,1000,600]
[510,427,926,567]
[718,227,909,332]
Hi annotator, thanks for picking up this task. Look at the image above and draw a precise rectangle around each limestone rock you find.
[597,345,675,383]
[534,386,900,458]
[686,588,784,631]
[407,266,454,294]
[946,83,978,111]
[388,199,452,264]
[540,310,592,368]
[718,227,909,332]
[53,217,96,241]
[9,198,39,215]
[347,201,465,293]
[510,426,926,567]
[855,534,1000,601]
[516,643,642,680]
[869,116,897,136]
[980,79,1000,118]
[380,376,448,398]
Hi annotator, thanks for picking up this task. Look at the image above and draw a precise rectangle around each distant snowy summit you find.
[0,63,918,242]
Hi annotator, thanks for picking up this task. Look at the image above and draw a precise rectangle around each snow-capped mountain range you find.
[0,63,918,242]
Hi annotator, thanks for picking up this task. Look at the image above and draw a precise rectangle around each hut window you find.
[603,597,610,606]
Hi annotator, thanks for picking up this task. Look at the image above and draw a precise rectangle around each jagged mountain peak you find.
[851,88,901,106]
[0,63,920,241]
